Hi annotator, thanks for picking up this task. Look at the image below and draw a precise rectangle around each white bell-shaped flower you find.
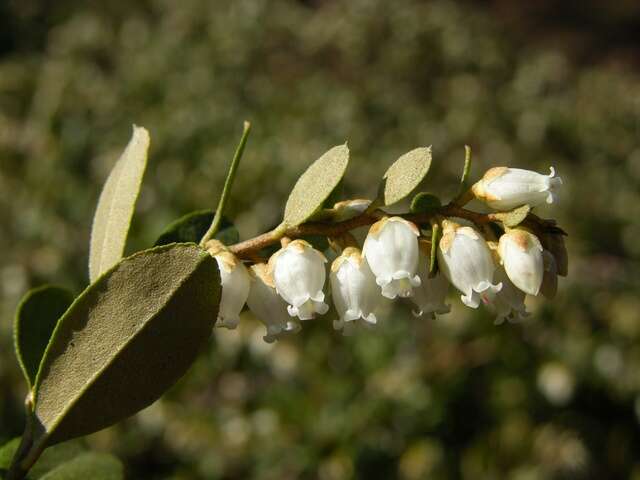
[411,240,450,318]
[481,267,528,324]
[271,239,329,321]
[498,229,544,296]
[437,219,502,308]
[472,166,562,210]
[247,264,301,343]
[330,247,380,333]
[206,241,251,329]
[362,217,421,299]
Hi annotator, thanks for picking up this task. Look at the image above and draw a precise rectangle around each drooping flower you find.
[330,247,380,333]
[362,217,421,299]
[206,240,251,329]
[270,239,329,320]
[437,219,502,308]
[498,229,544,295]
[247,263,301,343]
[411,239,450,318]
[481,267,528,324]
[472,166,562,210]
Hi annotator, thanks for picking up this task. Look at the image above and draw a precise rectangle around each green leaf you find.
[89,125,150,283]
[14,286,75,388]
[283,144,349,227]
[492,205,531,227]
[382,147,432,206]
[410,192,441,214]
[429,223,440,277]
[154,210,239,247]
[300,235,330,252]
[31,243,220,451]
[39,453,123,480]
[0,438,20,471]
[0,439,87,479]
[542,232,568,277]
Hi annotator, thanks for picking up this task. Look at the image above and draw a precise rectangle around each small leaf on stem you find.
[155,210,238,247]
[410,192,442,214]
[491,205,531,228]
[382,147,432,206]
[429,223,440,277]
[14,285,75,389]
[89,125,150,282]
[283,144,349,227]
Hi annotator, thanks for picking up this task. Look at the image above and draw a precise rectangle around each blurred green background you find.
[1,0,640,478]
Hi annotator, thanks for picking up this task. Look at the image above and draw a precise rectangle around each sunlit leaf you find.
[491,204,530,227]
[31,243,220,451]
[14,285,74,388]
[89,125,150,282]
[283,144,349,227]
[382,147,432,206]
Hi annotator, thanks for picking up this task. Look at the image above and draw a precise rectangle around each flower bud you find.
[498,229,544,296]
[247,264,301,343]
[481,267,528,324]
[362,217,421,299]
[270,239,329,320]
[206,241,250,329]
[411,240,450,318]
[437,219,502,308]
[330,247,380,332]
[472,166,562,210]
[332,199,372,221]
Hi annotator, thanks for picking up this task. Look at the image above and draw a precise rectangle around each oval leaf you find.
[491,204,531,227]
[39,453,123,480]
[283,144,349,227]
[14,285,75,388]
[89,125,150,282]
[410,192,441,214]
[32,243,220,449]
[0,438,20,471]
[154,210,239,247]
[383,147,432,206]
[542,232,568,277]
[0,439,86,478]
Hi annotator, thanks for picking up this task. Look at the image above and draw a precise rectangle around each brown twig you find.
[229,204,498,259]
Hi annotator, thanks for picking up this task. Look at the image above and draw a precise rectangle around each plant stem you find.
[228,203,511,259]
[6,396,37,480]
[200,121,251,246]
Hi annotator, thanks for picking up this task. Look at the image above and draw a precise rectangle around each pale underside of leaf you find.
[283,144,349,227]
[383,146,432,206]
[89,125,150,282]
[32,243,220,449]
[493,204,531,227]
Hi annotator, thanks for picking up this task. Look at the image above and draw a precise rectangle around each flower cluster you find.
[207,166,565,341]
